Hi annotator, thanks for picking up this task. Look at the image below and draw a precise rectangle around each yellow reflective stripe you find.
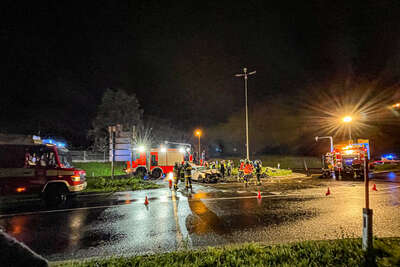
[58,170,74,176]
[0,168,35,178]
[46,170,74,176]
[46,170,58,176]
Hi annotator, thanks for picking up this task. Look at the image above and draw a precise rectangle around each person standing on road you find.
[220,160,225,179]
[184,162,193,190]
[255,160,262,185]
[173,162,180,190]
[227,160,232,177]
[243,160,253,186]
[179,163,185,183]
[238,159,245,182]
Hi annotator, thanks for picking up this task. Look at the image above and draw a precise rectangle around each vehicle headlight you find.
[71,175,81,182]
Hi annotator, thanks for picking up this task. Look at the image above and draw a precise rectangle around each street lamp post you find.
[235,67,256,160]
[195,130,202,164]
[341,115,372,251]
[363,149,373,251]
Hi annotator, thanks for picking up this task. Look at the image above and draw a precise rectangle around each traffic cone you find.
[169,179,172,189]
[257,190,262,200]
[325,187,331,196]
[372,184,377,191]
[144,196,149,205]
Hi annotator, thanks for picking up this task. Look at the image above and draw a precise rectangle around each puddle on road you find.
[81,230,126,247]
[186,196,318,236]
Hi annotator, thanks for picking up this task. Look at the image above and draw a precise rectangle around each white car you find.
[191,166,221,183]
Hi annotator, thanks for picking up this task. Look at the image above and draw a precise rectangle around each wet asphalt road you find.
[0,172,399,262]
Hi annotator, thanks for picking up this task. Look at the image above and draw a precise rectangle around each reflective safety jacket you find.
[184,165,192,177]
[244,164,253,175]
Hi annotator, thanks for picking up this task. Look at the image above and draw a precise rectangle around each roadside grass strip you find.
[74,162,126,177]
[54,238,400,267]
[373,164,400,172]
[85,176,161,193]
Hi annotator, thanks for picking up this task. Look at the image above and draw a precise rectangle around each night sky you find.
[2,1,400,148]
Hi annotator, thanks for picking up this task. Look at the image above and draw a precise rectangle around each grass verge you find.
[84,176,161,193]
[74,162,126,177]
[373,163,400,172]
[54,237,400,267]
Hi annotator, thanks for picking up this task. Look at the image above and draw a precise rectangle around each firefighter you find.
[179,163,185,182]
[184,162,193,190]
[238,159,245,181]
[227,160,232,177]
[173,162,180,190]
[255,160,262,185]
[220,160,225,179]
[243,159,253,186]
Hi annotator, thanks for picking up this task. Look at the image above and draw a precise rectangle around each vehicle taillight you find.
[16,187,26,193]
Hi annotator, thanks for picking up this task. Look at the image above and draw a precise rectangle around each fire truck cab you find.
[125,147,190,178]
[0,135,86,206]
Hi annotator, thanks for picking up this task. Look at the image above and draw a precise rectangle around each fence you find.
[70,151,108,162]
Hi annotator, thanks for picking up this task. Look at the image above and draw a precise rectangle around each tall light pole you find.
[195,130,202,164]
[235,67,256,160]
[341,115,372,251]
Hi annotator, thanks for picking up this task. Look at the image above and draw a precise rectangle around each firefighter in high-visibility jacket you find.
[173,163,180,190]
[184,162,193,190]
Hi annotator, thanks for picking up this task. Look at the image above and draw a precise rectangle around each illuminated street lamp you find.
[195,130,202,163]
[342,115,353,141]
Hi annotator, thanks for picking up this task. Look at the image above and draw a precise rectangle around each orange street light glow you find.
[195,130,202,136]
[342,116,353,123]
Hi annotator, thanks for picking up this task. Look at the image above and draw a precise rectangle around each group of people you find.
[172,162,193,191]
[238,159,263,185]
[171,159,264,190]
[204,160,234,178]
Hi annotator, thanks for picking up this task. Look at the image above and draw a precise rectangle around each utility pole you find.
[109,126,116,179]
[235,67,256,160]
[363,153,373,251]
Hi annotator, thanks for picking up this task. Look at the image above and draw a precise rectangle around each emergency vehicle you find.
[322,140,369,179]
[125,146,191,178]
[0,134,87,206]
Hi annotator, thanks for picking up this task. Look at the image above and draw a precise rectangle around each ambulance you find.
[0,134,86,206]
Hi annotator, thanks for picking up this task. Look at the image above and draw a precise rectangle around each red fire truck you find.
[0,135,87,206]
[322,142,368,179]
[125,146,191,178]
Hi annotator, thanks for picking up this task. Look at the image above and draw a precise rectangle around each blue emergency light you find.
[42,138,66,148]
[382,154,396,160]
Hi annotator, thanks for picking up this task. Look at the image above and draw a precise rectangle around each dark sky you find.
[2,1,400,147]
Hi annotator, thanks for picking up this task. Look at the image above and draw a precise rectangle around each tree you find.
[89,88,143,150]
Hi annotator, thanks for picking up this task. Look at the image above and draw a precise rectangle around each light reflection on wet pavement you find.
[0,173,399,261]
